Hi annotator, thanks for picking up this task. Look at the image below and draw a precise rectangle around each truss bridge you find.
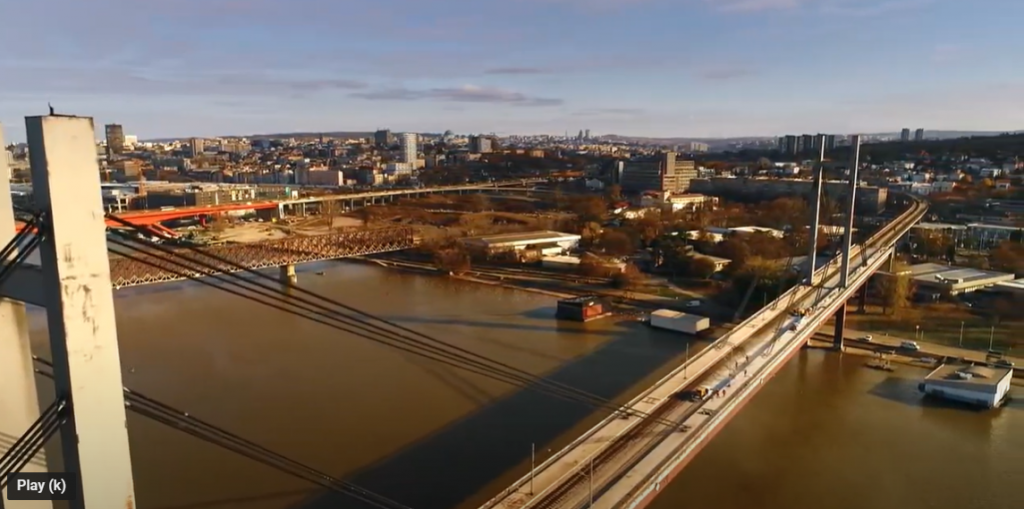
[108,226,417,288]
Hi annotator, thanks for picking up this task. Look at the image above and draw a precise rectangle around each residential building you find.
[374,129,393,147]
[620,152,698,194]
[469,135,493,154]
[915,128,925,141]
[901,128,911,142]
[401,133,418,165]
[105,123,125,156]
[189,138,205,158]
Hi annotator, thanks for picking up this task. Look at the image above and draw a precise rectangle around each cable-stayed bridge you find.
[0,116,924,509]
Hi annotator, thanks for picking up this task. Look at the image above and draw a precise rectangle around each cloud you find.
[699,66,758,81]
[715,0,802,12]
[351,85,563,107]
[485,67,551,75]
[0,65,368,99]
[819,0,934,16]
[708,0,934,15]
[570,108,647,117]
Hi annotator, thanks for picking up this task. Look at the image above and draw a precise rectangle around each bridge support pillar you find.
[279,263,297,286]
[26,114,137,509]
[806,140,826,285]
[1,122,55,509]
[858,284,868,313]
[833,303,847,350]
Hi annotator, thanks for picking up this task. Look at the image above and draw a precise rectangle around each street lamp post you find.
[915,325,920,341]
[530,443,535,495]
[989,325,996,351]
[959,321,964,348]
[684,342,690,379]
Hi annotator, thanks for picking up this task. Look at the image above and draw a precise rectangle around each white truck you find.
[649,309,710,335]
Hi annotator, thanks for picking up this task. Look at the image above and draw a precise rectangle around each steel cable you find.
[0,399,67,488]
[106,236,678,427]
[32,363,409,509]
[103,221,680,427]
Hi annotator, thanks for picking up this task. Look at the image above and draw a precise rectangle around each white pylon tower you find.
[1,115,137,509]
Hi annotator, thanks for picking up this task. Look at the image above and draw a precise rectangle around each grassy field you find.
[845,303,1020,353]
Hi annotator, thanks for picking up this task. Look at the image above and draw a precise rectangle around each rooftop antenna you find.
[48,102,55,115]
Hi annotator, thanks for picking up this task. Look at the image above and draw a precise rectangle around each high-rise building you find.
[779,135,798,155]
[620,152,697,194]
[798,134,815,154]
[584,129,591,140]
[189,138,205,158]
[374,129,393,147]
[900,128,911,142]
[104,124,125,156]
[469,135,493,154]
[401,133,418,164]
[812,134,837,153]
[914,128,925,141]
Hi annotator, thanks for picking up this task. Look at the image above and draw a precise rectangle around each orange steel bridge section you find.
[13,201,281,233]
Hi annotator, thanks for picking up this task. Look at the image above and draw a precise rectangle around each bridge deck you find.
[592,242,898,509]
[483,193,924,509]
[483,281,807,509]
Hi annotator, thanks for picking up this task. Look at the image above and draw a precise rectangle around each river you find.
[24,262,1024,509]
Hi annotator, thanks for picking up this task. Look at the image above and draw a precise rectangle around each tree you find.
[433,242,471,274]
[656,240,692,276]
[631,213,663,246]
[570,196,608,223]
[875,264,914,316]
[610,263,643,289]
[687,256,718,279]
[599,229,635,256]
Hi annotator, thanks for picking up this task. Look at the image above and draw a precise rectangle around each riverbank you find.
[806,332,1023,380]
[352,255,712,314]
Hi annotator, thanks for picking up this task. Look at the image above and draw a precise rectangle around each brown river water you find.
[24,262,1024,509]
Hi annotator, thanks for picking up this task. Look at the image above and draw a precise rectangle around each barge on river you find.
[556,295,613,322]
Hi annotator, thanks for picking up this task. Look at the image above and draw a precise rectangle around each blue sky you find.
[1,0,1022,141]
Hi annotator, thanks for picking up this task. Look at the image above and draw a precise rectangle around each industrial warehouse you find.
[458,230,582,258]
[901,263,1016,295]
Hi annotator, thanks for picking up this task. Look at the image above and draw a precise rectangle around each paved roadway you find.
[818,326,1024,366]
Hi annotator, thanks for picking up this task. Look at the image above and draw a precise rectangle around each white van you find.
[899,340,920,351]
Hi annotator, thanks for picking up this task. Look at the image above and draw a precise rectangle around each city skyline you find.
[2,0,1022,142]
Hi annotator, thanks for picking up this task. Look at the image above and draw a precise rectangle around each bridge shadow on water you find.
[868,376,1022,413]
[285,328,689,509]
[383,313,625,338]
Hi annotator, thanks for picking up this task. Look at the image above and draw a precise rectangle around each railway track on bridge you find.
[496,195,928,509]
[108,227,417,288]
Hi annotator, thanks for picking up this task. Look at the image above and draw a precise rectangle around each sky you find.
[2,0,1023,142]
